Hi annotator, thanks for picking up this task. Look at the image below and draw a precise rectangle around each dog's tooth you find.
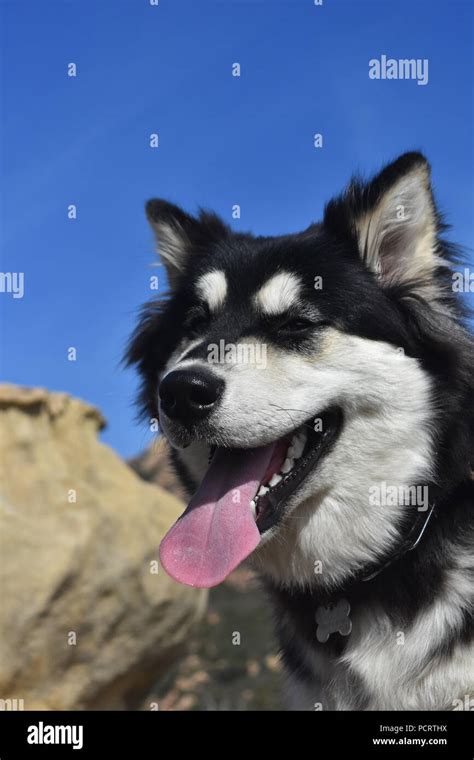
[257,485,269,497]
[288,429,307,458]
[250,499,257,518]
[281,458,293,474]
[291,436,305,459]
[269,473,282,487]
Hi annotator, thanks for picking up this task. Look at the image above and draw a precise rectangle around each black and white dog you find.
[127,153,474,710]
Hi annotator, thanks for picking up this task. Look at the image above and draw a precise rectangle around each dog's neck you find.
[266,477,473,650]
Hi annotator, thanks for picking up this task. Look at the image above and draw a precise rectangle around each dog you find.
[127,152,474,710]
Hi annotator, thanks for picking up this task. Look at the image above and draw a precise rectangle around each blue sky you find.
[1,0,473,459]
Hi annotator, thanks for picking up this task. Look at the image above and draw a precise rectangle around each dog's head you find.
[128,152,473,591]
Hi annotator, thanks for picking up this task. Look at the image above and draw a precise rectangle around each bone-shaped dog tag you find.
[315,598,352,643]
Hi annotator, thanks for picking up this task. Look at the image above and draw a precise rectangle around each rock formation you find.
[0,385,207,710]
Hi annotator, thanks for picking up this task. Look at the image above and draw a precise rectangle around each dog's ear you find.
[323,153,443,298]
[145,200,229,288]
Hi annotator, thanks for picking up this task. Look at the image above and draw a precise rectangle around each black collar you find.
[312,502,437,647]
[361,502,436,583]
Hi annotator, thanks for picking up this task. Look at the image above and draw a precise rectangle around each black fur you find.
[126,152,474,708]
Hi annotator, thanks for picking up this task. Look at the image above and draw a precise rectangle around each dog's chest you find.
[277,597,411,710]
[281,618,371,711]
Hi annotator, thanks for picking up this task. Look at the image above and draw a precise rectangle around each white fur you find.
[284,544,474,710]
[254,272,302,315]
[149,221,189,274]
[248,333,434,589]
[163,328,434,589]
[354,164,449,304]
[196,270,228,312]
[160,323,472,712]
[345,594,474,710]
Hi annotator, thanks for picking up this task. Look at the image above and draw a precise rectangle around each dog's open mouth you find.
[236,406,341,533]
[159,408,342,588]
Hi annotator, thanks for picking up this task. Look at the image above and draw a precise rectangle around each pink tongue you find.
[159,444,277,588]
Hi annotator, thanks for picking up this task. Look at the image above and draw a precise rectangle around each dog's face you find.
[129,153,458,590]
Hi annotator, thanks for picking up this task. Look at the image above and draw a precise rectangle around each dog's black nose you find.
[159,369,224,423]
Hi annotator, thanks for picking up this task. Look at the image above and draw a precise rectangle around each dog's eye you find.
[277,317,317,334]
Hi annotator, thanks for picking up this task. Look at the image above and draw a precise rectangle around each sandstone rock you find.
[0,385,207,710]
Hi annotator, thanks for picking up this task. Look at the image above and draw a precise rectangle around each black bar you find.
[0,710,472,758]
